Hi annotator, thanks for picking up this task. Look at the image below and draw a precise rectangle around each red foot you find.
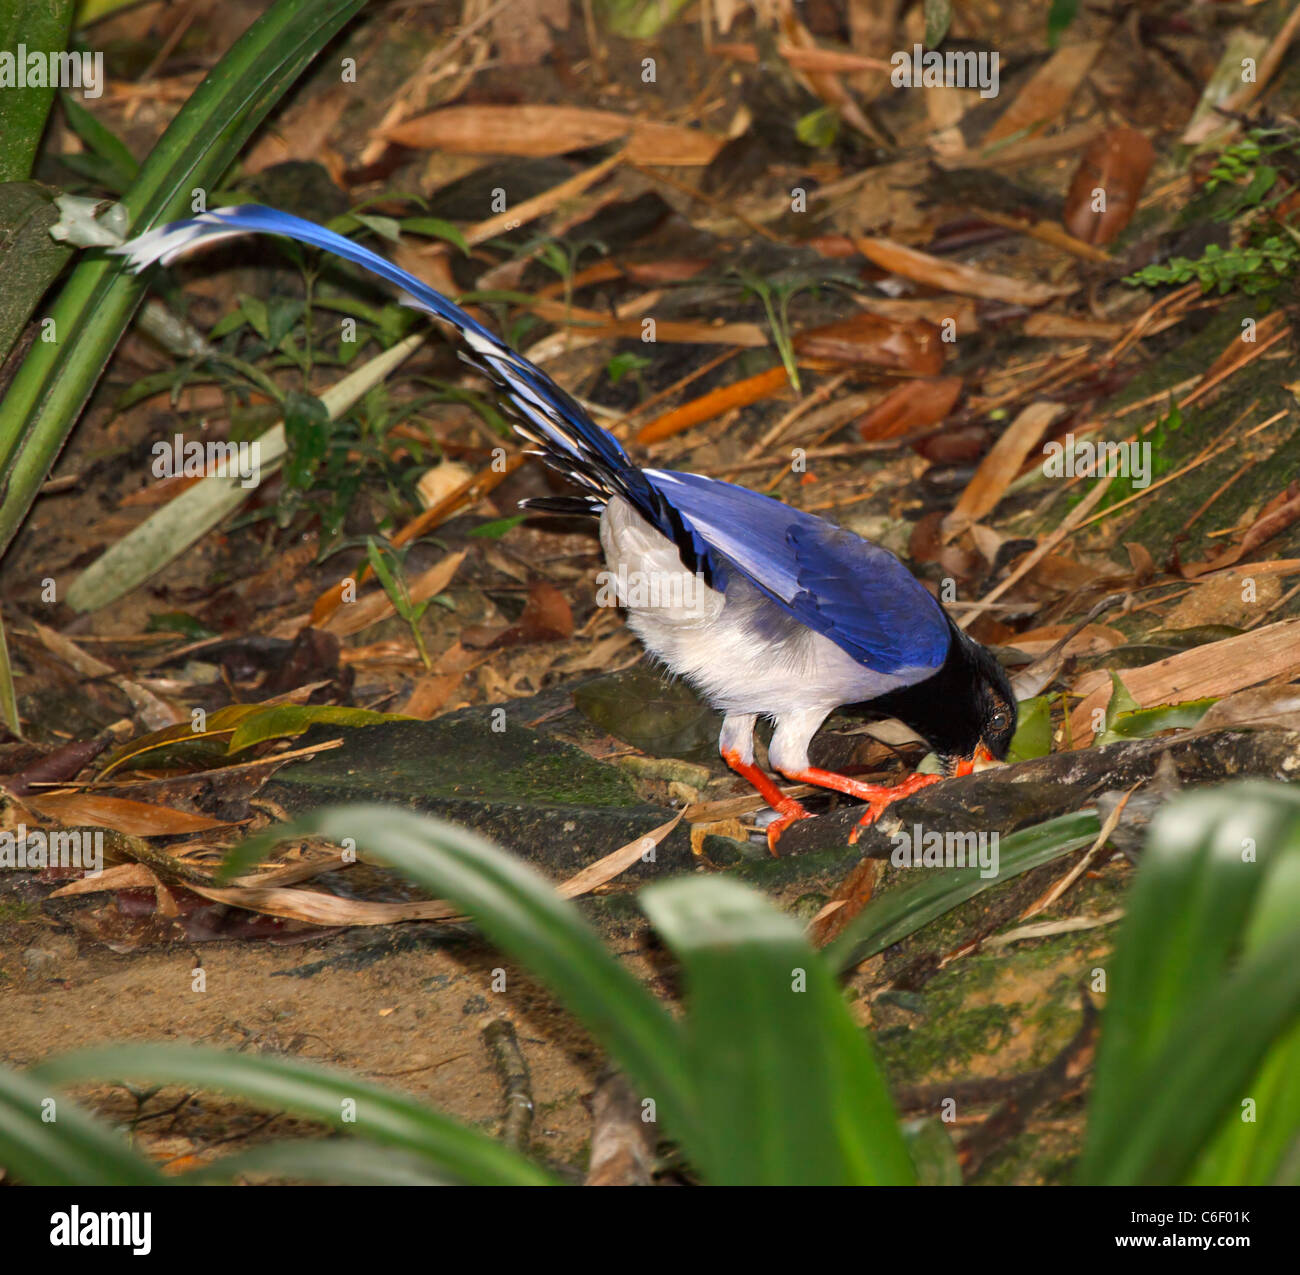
[721,749,811,856]
[783,767,946,844]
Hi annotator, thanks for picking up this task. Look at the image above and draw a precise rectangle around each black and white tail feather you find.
[115,205,714,581]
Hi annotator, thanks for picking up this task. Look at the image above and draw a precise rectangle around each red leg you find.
[721,749,811,856]
[780,767,945,844]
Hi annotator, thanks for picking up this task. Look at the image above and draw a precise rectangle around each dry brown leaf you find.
[386,105,724,166]
[1063,127,1155,245]
[1023,313,1126,341]
[186,813,682,927]
[856,237,1074,306]
[462,581,574,650]
[855,376,963,441]
[32,624,182,731]
[1199,684,1300,732]
[323,550,466,638]
[942,402,1065,539]
[1007,623,1126,658]
[984,41,1106,145]
[24,793,235,837]
[793,312,945,374]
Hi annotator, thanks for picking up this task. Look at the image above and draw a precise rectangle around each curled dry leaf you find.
[856,376,963,441]
[1063,127,1155,246]
[793,312,945,374]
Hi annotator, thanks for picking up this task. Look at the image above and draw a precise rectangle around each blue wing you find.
[116,205,952,678]
[644,470,951,675]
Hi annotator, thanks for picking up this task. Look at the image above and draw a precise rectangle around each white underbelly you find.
[598,498,917,718]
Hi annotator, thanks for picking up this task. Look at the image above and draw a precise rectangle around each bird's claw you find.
[765,803,813,856]
[846,772,945,845]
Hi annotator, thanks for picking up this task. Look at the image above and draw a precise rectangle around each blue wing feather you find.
[116,205,952,678]
[643,471,950,674]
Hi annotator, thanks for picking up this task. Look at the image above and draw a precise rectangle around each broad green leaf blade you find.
[641,875,914,1185]
[0,0,367,559]
[32,1044,550,1186]
[0,1063,162,1185]
[828,810,1101,973]
[177,1138,455,1186]
[0,1,74,183]
[0,182,73,367]
[222,805,699,1146]
[1082,781,1300,1184]
[1006,694,1052,763]
[1080,926,1300,1184]
[225,703,411,753]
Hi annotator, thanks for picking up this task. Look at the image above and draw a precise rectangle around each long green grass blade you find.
[32,1043,551,1185]
[828,809,1100,973]
[0,1062,163,1185]
[642,875,914,1184]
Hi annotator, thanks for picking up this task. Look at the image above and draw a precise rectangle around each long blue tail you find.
[114,206,645,505]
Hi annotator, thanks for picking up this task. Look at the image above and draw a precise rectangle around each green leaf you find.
[923,0,952,48]
[220,805,699,1145]
[828,810,1102,973]
[225,704,411,753]
[1006,694,1052,763]
[1081,781,1300,1184]
[0,1063,163,1185]
[32,1044,550,1185]
[0,182,73,367]
[641,876,914,1185]
[0,1,74,182]
[467,514,526,539]
[60,91,140,192]
[400,216,469,256]
[1100,697,1216,743]
[176,1137,454,1185]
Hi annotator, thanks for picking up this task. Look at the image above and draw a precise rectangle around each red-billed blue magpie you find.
[115,207,1017,851]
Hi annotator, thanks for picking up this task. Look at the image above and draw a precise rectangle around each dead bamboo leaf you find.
[984,41,1106,145]
[386,105,724,166]
[24,793,235,837]
[856,236,1075,306]
[942,403,1065,539]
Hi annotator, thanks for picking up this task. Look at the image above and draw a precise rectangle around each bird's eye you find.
[990,711,1008,731]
